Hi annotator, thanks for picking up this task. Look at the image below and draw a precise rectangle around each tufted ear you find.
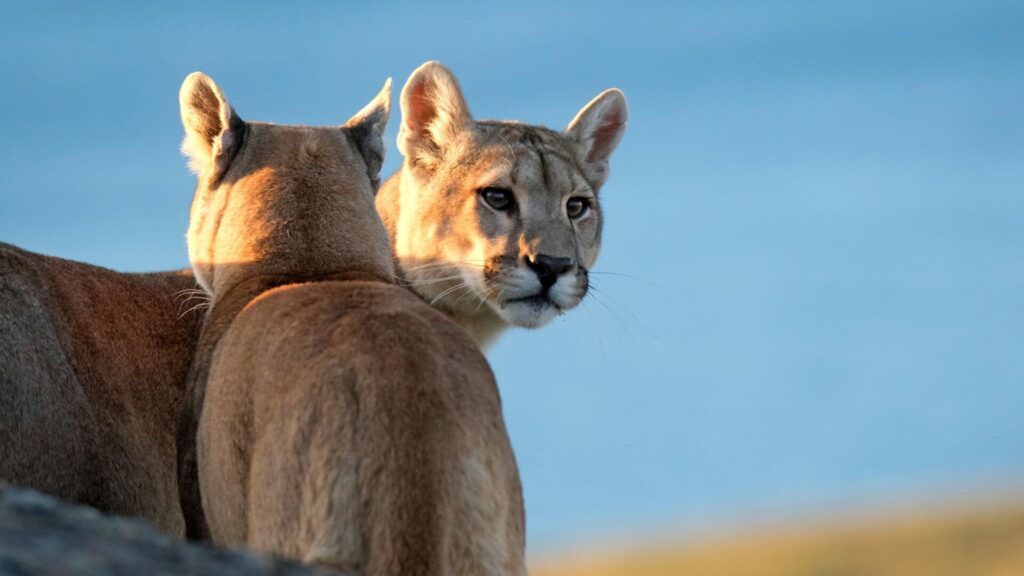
[397,61,473,171]
[345,78,392,188]
[565,88,628,187]
[179,72,243,177]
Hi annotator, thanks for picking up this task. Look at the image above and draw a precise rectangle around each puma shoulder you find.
[0,241,202,536]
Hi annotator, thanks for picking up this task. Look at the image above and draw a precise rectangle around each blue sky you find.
[2,1,1023,553]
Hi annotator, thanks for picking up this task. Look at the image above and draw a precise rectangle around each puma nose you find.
[526,254,575,290]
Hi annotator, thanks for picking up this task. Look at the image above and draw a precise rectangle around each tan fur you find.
[177,73,525,575]
[0,63,622,543]
[0,242,202,535]
[377,61,628,348]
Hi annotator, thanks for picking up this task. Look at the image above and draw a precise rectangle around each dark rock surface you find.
[0,483,333,576]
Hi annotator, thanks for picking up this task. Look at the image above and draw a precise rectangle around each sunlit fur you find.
[178,73,525,575]
[377,62,628,349]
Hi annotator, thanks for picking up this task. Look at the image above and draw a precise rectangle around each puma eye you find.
[566,196,590,219]
[480,187,515,212]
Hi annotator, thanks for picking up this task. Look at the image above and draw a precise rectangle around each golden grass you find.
[531,500,1024,576]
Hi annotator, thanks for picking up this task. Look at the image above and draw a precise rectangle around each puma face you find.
[386,61,627,332]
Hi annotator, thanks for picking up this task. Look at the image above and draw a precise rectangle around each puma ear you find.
[345,78,392,188]
[179,72,242,177]
[566,88,628,187]
[397,61,473,171]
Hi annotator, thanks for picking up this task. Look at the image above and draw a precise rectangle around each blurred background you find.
[2,1,1023,573]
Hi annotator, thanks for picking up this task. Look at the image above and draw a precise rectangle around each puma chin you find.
[377,62,626,346]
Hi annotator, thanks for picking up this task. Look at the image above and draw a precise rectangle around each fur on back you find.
[177,72,525,575]
[377,61,628,348]
[0,242,202,535]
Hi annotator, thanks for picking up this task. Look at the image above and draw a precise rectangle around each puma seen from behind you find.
[178,73,525,575]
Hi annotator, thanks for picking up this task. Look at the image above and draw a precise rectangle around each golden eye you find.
[480,187,515,211]
[566,196,590,219]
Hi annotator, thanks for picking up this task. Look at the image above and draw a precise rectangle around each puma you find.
[177,73,525,575]
[0,245,200,535]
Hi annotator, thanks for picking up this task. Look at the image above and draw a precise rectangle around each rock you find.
[0,483,335,576]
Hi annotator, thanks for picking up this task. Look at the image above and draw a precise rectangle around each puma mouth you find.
[503,294,557,309]
[493,291,564,329]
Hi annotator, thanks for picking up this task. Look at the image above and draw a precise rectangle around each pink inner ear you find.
[405,79,437,134]
[589,108,623,163]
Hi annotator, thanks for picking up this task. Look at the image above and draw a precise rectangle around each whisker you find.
[473,283,499,314]
[176,294,210,315]
[177,300,210,320]
[172,287,206,298]
[400,259,487,272]
[588,284,658,339]
[173,289,208,302]
[395,274,467,287]
[449,279,480,305]
[454,278,498,311]
[429,282,474,307]
[586,288,629,332]
[400,262,459,272]
[580,300,606,362]
[471,292,490,314]
[173,292,206,302]
[589,270,656,287]
[441,285,476,308]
